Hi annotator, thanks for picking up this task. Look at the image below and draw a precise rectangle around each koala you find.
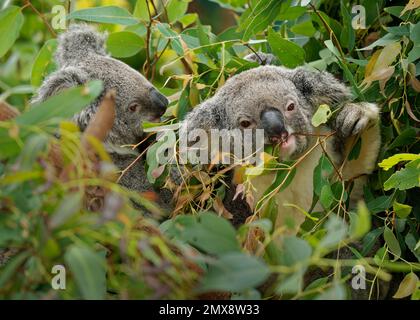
[32,24,172,211]
[181,52,381,233]
[179,53,386,299]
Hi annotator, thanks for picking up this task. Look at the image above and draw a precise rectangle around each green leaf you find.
[384,226,401,260]
[167,0,191,23]
[125,23,147,37]
[176,83,191,120]
[31,39,58,87]
[393,201,412,219]
[349,202,371,239]
[348,137,362,161]
[21,81,103,125]
[318,215,348,250]
[306,277,329,291]
[290,20,316,37]
[199,252,270,292]
[145,131,174,184]
[174,212,240,255]
[366,195,393,214]
[379,153,420,171]
[208,0,247,12]
[156,23,184,56]
[316,283,347,300]
[0,251,30,287]
[279,236,312,266]
[106,31,144,58]
[313,155,334,196]
[0,6,24,58]
[239,0,283,41]
[384,6,409,19]
[0,81,103,159]
[393,272,419,299]
[408,45,420,63]
[358,33,399,51]
[320,185,334,209]
[64,245,107,300]
[388,129,417,150]
[133,0,149,21]
[405,233,420,262]
[276,269,305,295]
[267,28,305,68]
[19,134,49,170]
[339,0,355,50]
[384,159,420,191]
[67,6,138,25]
[385,25,410,36]
[49,192,83,229]
[277,6,306,20]
[362,227,383,256]
[311,104,332,127]
[410,22,420,44]
[178,13,198,28]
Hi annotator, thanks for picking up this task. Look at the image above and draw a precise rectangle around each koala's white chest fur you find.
[245,120,380,233]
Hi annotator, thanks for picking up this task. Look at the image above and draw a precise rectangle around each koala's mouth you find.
[270,134,295,150]
[145,115,163,123]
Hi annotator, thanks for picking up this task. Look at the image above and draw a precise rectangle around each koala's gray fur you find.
[181,53,384,298]
[32,24,172,211]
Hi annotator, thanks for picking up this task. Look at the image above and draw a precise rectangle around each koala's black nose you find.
[260,108,288,142]
[150,88,168,116]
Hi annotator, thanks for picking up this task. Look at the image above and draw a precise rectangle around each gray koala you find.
[180,52,385,299]
[32,24,172,211]
[181,53,380,231]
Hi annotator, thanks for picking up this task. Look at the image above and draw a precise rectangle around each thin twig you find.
[117,147,149,183]
[24,0,57,37]
[144,0,153,78]
[244,43,264,65]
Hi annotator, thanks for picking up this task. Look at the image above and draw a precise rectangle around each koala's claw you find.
[334,103,379,138]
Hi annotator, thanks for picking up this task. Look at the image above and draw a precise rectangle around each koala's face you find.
[85,57,168,146]
[216,67,314,159]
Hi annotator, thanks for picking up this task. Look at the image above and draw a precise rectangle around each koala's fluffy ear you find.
[246,52,352,107]
[285,67,352,108]
[55,24,107,67]
[31,66,88,105]
[244,52,278,65]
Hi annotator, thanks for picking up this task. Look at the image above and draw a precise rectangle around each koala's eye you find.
[240,119,252,128]
[287,102,295,112]
[129,103,139,112]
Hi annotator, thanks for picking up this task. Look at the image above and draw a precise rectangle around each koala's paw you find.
[243,52,277,65]
[334,102,379,138]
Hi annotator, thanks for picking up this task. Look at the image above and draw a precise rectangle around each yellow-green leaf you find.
[311,104,332,127]
[393,272,419,299]
[379,153,420,171]
[393,201,412,219]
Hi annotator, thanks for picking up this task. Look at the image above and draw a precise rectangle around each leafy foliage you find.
[0,0,419,300]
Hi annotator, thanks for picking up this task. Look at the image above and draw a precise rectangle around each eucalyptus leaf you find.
[67,6,138,25]
[0,6,24,58]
